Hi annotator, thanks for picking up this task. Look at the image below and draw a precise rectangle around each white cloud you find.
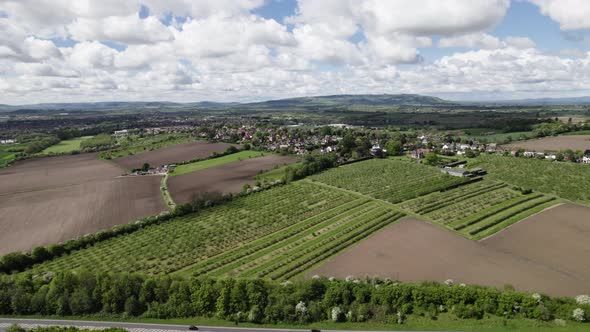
[68,15,173,44]
[529,0,590,30]
[1,0,590,104]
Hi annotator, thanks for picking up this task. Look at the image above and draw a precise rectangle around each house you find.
[523,151,535,158]
[545,154,556,160]
[582,156,590,164]
[113,129,129,138]
[370,144,386,157]
[409,148,431,159]
[440,167,470,177]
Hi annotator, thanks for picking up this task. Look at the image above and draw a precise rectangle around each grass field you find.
[40,136,93,154]
[311,158,471,204]
[27,181,403,277]
[461,130,533,143]
[399,179,558,239]
[103,133,195,159]
[471,154,590,204]
[171,150,268,176]
[253,163,295,181]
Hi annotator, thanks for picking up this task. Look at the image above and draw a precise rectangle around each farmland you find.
[101,133,196,160]
[503,134,590,151]
[39,136,93,154]
[311,159,470,204]
[26,181,404,277]
[112,140,235,170]
[168,154,298,203]
[400,180,557,239]
[472,154,590,203]
[171,150,268,176]
[0,154,165,254]
[309,217,590,297]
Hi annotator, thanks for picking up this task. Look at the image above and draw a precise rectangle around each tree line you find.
[0,272,587,325]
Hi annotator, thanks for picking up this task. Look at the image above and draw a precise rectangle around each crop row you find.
[413,182,507,214]
[451,193,544,231]
[312,159,468,204]
[28,182,359,275]
[180,198,373,276]
[399,180,496,212]
[205,204,398,278]
[465,195,557,237]
[427,188,520,225]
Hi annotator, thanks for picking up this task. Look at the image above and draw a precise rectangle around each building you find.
[113,129,129,138]
[440,167,470,177]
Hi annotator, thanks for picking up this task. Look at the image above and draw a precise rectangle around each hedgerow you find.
[0,272,588,325]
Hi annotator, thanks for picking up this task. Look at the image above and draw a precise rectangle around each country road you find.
[0,318,438,332]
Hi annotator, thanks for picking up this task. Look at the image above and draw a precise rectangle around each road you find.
[0,318,435,332]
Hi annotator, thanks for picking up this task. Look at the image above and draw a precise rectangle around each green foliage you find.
[101,133,192,159]
[0,273,588,326]
[21,182,378,276]
[80,134,115,151]
[311,159,469,204]
[21,135,60,154]
[473,154,590,203]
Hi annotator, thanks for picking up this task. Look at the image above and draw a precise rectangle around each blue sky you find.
[1,0,590,104]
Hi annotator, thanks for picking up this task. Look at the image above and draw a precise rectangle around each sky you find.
[1,0,590,104]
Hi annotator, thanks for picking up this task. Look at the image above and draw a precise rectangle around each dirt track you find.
[309,211,590,297]
[168,155,298,204]
[112,141,235,170]
[0,154,165,254]
[504,135,590,152]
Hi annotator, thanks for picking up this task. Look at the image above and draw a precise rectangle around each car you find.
[188,326,199,331]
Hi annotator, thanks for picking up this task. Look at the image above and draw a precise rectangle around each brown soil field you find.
[112,141,235,170]
[309,211,590,296]
[0,176,165,254]
[503,135,590,152]
[168,155,298,204]
[0,154,166,254]
[0,153,124,195]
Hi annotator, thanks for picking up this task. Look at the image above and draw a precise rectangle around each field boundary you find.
[477,202,564,242]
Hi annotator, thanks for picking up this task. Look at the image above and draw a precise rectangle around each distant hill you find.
[236,94,455,110]
[3,94,590,114]
[488,96,590,105]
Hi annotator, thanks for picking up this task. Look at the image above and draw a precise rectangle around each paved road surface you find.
[0,318,438,332]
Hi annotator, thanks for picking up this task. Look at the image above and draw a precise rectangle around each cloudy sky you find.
[1,0,590,104]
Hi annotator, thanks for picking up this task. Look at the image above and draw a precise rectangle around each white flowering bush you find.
[328,276,335,282]
[576,295,590,305]
[532,293,542,303]
[396,311,404,324]
[573,308,585,322]
[459,283,466,287]
[280,280,292,287]
[311,275,320,280]
[331,307,343,322]
[295,301,307,314]
[444,279,454,286]
[345,275,355,282]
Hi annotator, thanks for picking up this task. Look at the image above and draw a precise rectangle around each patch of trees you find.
[284,154,338,181]
[0,272,587,325]
[80,134,115,151]
[15,134,60,154]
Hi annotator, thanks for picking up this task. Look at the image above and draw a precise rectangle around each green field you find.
[171,150,268,176]
[0,143,25,168]
[101,133,194,159]
[460,130,533,143]
[254,163,296,181]
[27,181,403,277]
[311,158,470,204]
[40,136,93,154]
[471,154,590,204]
[400,179,558,239]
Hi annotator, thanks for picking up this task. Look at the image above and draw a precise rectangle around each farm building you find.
[440,167,470,177]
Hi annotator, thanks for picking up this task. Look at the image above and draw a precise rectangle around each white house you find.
[582,156,590,164]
